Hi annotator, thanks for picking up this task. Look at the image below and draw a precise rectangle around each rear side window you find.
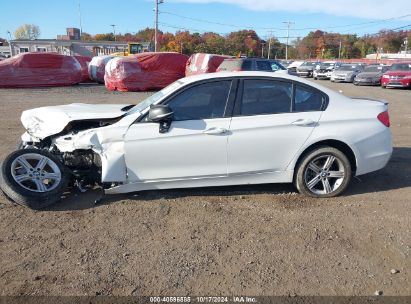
[294,85,325,112]
[166,80,232,121]
[238,80,292,116]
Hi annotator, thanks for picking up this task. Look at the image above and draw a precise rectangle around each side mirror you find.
[149,105,173,133]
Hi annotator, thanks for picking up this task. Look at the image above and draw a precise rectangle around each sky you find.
[1,0,410,43]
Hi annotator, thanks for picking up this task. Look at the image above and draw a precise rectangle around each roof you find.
[180,71,340,96]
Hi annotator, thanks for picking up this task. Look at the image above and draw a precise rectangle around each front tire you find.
[0,149,69,209]
[294,147,352,198]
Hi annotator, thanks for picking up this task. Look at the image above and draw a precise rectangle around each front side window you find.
[294,85,325,112]
[166,81,232,121]
[238,80,292,116]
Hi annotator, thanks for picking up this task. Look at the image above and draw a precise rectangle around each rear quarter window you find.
[294,85,325,112]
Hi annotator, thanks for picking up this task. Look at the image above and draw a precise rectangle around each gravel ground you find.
[0,81,410,296]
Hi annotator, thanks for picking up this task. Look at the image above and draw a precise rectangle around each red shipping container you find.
[74,55,92,82]
[88,55,115,83]
[105,52,189,92]
[0,53,82,88]
[185,53,233,76]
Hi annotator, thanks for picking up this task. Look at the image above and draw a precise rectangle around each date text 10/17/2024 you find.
[150,296,257,303]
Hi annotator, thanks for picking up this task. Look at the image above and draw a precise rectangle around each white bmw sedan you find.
[0,72,392,209]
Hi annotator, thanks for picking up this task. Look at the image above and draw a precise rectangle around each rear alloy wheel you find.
[0,149,69,209]
[295,147,352,198]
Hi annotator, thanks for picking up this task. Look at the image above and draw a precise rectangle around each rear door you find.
[227,78,326,175]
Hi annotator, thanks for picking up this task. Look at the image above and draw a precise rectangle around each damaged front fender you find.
[53,124,131,183]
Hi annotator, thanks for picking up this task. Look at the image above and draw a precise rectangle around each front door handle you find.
[203,127,228,135]
[291,119,315,126]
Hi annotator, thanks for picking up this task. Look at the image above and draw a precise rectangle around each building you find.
[8,28,153,57]
[366,52,411,60]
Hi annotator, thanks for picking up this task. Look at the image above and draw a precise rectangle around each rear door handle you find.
[291,119,315,126]
[203,127,228,135]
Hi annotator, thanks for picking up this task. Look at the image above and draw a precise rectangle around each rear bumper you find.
[353,128,393,176]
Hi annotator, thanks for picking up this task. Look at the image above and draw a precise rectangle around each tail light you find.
[377,111,390,127]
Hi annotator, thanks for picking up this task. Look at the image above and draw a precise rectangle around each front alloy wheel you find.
[11,153,62,193]
[295,147,352,198]
[0,149,69,209]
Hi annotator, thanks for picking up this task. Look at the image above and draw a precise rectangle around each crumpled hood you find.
[21,103,131,139]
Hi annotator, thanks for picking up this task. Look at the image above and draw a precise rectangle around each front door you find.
[124,80,234,182]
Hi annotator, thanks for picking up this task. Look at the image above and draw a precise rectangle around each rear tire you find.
[0,149,69,209]
[294,147,352,198]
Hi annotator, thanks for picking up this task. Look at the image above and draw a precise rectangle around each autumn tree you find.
[14,24,40,40]
[94,33,115,41]
[226,30,261,56]
[135,28,156,42]
[80,32,93,41]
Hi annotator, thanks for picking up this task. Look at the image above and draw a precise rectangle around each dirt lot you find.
[0,82,410,296]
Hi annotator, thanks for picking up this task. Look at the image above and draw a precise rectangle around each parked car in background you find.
[381,63,411,89]
[313,61,338,80]
[287,60,304,75]
[268,60,287,72]
[353,65,389,86]
[296,61,318,78]
[278,60,294,68]
[0,72,392,208]
[331,64,364,83]
[217,58,286,73]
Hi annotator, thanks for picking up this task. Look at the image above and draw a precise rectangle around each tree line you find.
[3,24,410,59]
[84,27,411,59]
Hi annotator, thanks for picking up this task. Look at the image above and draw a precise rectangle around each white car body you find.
[20,72,393,195]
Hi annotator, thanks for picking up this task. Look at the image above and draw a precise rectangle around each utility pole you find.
[261,42,266,58]
[404,37,409,58]
[267,30,274,59]
[78,1,83,39]
[110,24,116,41]
[338,41,342,59]
[154,0,164,52]
[282,21,294,60]
[7,31,13,57]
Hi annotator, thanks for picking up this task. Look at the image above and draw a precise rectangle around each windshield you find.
[337,65,358,71]
[389,63,411,71]
[363,66,385,72]
[127,80,185,114]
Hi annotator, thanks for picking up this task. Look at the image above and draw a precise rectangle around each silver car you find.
[354,65,389,86]
[331,64,364,83]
